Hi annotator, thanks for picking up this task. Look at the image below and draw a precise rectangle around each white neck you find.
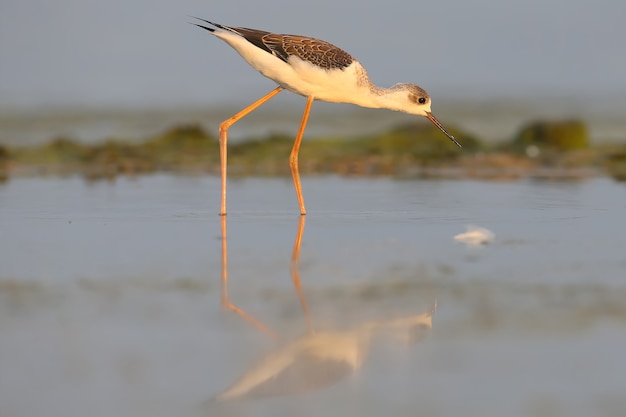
[350,70,426,114]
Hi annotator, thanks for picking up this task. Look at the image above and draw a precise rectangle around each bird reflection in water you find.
[215,216,436,401]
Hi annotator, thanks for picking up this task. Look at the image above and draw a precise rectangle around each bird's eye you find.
[418,97,426,104]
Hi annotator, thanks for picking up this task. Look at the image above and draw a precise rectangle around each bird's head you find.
[362,301,437,346]
[402,83,432,116]
[401,84,462,148]
[389,302,437,346]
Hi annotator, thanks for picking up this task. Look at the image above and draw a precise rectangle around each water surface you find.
[1,176,625,416]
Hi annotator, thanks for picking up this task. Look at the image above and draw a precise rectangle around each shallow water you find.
[1,175,626,417]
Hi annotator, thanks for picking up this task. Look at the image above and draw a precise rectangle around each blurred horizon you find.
[2,96,626,147]
[2,0,626,146]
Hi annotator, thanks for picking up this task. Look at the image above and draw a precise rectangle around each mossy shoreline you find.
[1,120,625,182]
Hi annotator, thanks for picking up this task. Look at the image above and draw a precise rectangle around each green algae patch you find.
[141,124,219,171]
[355,123,482,159]
[605,148,626,182]
[511,120,590,153]
[0,118,620,181]
[14,137,87,165]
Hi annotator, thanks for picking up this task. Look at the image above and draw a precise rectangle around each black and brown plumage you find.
[192,18,460,215]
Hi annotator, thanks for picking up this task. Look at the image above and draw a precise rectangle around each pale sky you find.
[1,0,625,109]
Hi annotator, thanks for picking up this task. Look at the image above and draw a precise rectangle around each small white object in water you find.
[454,225,495,246]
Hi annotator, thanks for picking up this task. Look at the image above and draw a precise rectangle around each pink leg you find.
[291,215,313,332]
[220,215,280,341]
[289,96,314,216]
[218,86,283,215]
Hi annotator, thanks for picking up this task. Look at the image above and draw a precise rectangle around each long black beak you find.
[425,112,462,148]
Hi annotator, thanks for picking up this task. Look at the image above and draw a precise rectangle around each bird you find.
[192,18,461,216]
[212,214,436,403]
[212,305,436,402]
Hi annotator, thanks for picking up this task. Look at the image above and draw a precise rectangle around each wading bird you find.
[212,215,436,402]
[214,307,436,401]
[193,18,461,215]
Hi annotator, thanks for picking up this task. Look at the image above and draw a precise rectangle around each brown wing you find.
[232,27,354,70]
